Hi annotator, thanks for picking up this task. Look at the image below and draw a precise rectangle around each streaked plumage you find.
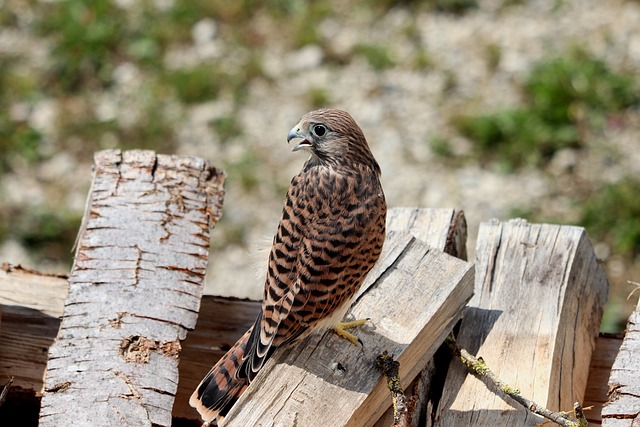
[190,109,386,423]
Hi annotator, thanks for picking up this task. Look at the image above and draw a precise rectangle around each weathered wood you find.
[435,219,609,426]
[0,264,68,393]
[584,334,624,425]
[222,228,475,427]
[173,296,261,420]
[374,208,468,427]
[385,208,468,261]
[602,298,640,427]
[38,149,224,427]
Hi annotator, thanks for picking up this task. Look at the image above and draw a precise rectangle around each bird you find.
[189,108,387,423]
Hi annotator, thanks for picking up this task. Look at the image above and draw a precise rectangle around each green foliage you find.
[37,0,129,91]
[525,49,638,126]
[306,87,332,109]
[485,43,502,72]
[211,115,243,143]
[412,48,434,70]
[354,43,396,72]
[0,119,44,172]
[454,49,639,171]
[581,178,640,256]
[429,136,454,159]
[10,208,81,266]
[369,0,477,14]
[227,152,260,191]
[164,65,222,104]
[430,0,478,13]
[0,59,45,172]
[454,108,579,171]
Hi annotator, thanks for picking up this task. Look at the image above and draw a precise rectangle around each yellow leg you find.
[333,319,369,346]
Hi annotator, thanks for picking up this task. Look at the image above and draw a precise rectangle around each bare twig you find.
[0,377,14,408]
[376,351,410,427]
[445,336,588,427]
[627,281,640,300]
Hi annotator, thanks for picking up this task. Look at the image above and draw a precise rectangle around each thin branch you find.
[0,377,14,408]
[376,351,410,427]
[445,336,588,427]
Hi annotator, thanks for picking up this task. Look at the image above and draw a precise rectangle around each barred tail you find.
[189,327,252,423]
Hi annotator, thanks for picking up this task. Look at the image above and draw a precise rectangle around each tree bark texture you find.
[38,150,225,427]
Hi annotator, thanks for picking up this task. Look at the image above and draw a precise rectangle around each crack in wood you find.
[45,381,71,393]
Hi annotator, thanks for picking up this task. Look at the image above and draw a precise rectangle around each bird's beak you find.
[287,124,312,152]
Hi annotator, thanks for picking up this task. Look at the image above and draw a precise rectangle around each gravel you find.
[1,0,638,308]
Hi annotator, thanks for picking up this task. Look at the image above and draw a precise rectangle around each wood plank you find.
[0,264,260,423]
[38,150,225,427]
[435,219,609,426]
[386,208,468,260]
[602,298,640,426]
[222,229,475,427]
[0,264,68,426]
[0,264,68,393]
[374,208,468,426]
[584,334,624,425]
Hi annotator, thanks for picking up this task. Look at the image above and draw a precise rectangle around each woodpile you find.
[0,150,636,427]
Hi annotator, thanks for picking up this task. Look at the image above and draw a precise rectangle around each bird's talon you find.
[334,319,369,346]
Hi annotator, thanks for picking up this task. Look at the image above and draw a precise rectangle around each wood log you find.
[175,207,468,423]
[0,264,68,393]
[38,150,224,427]
[434,219,609,426]
[0,264,69,426]
[602,298,640,427]
[222,224,475,427]
[373,208,468,427]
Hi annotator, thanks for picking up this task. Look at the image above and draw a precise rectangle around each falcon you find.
[190,108,387,423]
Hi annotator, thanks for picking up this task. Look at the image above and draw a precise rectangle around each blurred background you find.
[0,0,638,332]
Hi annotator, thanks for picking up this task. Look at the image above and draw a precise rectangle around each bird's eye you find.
[312,124,327,137]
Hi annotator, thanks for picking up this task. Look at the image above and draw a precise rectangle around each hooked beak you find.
[287,124,312,152]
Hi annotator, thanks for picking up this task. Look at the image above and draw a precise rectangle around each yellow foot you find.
[333,319,369,346]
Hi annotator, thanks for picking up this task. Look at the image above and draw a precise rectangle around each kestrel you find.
[190,109,387,423]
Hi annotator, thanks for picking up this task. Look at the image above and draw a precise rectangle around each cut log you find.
[435,219,609,426]
[222,227,475,427]
[602,298,640,427]
[374,208,468,427]
[385,207,468,261]
[38,150,224,427]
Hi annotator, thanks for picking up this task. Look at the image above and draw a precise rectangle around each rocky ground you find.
[0,0,638,330]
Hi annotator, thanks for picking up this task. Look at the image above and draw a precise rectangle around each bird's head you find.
[286,109,380,175]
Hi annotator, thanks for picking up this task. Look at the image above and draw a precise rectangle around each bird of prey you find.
[190,108,387,423]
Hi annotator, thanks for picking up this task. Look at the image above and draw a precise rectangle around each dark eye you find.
[312,124,327,137]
